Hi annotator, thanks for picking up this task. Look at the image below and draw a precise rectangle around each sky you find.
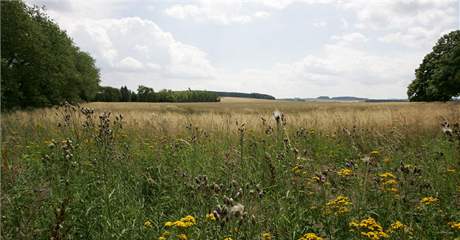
[25,0,459,99]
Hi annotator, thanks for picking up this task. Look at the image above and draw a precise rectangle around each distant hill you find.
[210,91,276,100]
[280,96,408,102]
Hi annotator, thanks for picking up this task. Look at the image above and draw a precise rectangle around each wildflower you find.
[206,212,216,221]
[337,168,353,177]
[164,221,175,228]
[387,220,411,233]
[144,220,153,229]
[370,150,380,157]
[420,196,438,205]
[292,165,303,175]
[261,232,272,240]
[159,231,171,240]
[325,195,352,215]
[177,234,188,240]
[298,233,323,240]
[379,172,396,179]
[180,215,196,225]
[379,172,399,194]
[349,217,389,240]
[448,221,460,231]
[164,215,196,229]
[383,179,398,185]
[223,237,233,240]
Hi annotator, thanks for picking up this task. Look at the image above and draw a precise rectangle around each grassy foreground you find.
[1,101,460,239]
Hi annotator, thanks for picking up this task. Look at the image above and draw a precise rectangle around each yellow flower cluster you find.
[292,165,303,175]
[379,172,398,194]
[164,215,197,228]
[298,233,323,240]
[378,172,396,179]
[206,213,216,221]
[158,231,171,240]
[177,233,188,240]
[223,237,233,240]
[337,168,353,177]
[448,221,460,231]
[261,232,272,240]
[325,195,352,215]
[420,196,438,205]
[387,220,410,234]
[349,217,389,240]
[370,150,380,158]
[144,219,153,229]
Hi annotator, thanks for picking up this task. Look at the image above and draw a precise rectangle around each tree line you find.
[94,86,220,102]
[1,1,100,110]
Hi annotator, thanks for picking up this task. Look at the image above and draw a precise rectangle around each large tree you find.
[408,30,460,101]
[1,1,100,110]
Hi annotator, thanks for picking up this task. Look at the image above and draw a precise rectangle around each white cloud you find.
[165,1,269,25]
[64,17,217,87]
[312,20,327,28]
[339,0,458,48]
[118,57,144,71]
[213,32,417,98]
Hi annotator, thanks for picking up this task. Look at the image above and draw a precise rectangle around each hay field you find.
[1,101,460,239]
[4,100,460,136]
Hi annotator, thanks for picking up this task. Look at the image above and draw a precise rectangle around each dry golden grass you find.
[3,101,460,136]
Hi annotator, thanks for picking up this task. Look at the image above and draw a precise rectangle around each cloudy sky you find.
[26,0,459,99]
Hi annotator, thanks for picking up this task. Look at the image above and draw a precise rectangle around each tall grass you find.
[1,101,459,239]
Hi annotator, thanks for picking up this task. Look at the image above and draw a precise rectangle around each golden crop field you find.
[2,100,460,239]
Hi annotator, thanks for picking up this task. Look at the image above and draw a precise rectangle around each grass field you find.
[1,100,460,239]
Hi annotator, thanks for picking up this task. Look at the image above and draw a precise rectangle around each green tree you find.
[94,86,121,102]
[1,1,100,110]
[120,86,130,102]
[408,30,460,101]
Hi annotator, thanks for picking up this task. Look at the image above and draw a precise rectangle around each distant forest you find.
[94,86,275,102]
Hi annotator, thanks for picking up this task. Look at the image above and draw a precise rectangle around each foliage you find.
[94,85,220,103]
[211,91,275,100]
[1,1,100,110]
[1,102,459,239]
[408,30,460,101]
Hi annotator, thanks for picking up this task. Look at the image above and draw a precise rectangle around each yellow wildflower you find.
[177,234,188,240]
[387,220,410,233]
[379,172,396,179]
[420,196,438,205]
[159,237,166,240]
[337,168,353,177]
[325,195,352,215]
[164,215,196,229]
[350,217,389,240]
[292,165,303,175]
[206,213,216,221]
[298,233,323,240]
[223,237,233,240]
[164,221,175,228]
[144,220,153,229]
[160,231,171,238]
[448,222,460,231]
[383,179,398,185]
[180,215,196,224]
[261,232,272,240]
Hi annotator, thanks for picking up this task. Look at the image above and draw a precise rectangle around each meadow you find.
[1,99,460,239]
